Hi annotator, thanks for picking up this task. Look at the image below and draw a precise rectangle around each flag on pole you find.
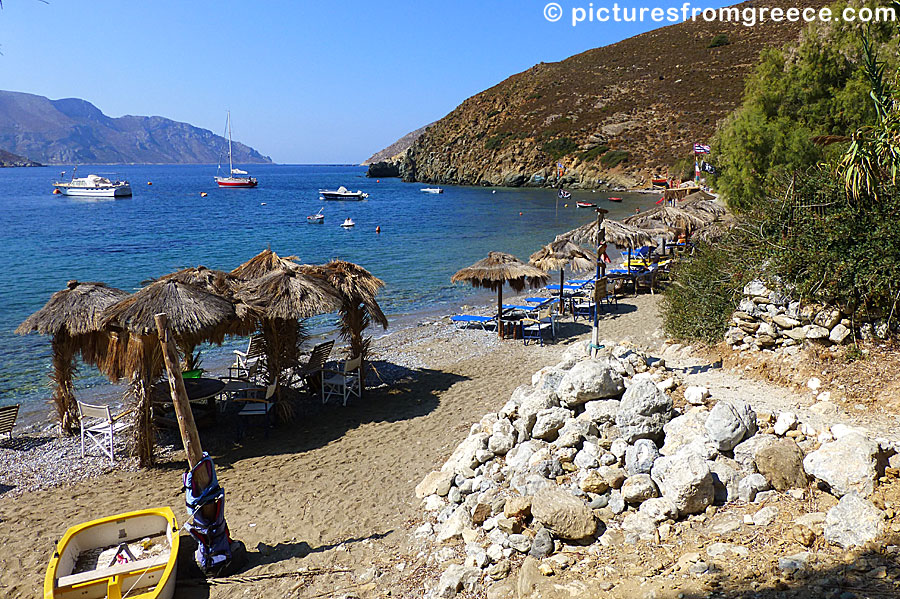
[693,143,711,154]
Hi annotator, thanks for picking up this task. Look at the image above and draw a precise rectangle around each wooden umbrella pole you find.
[154,314,206,478]
[592,209,608,358]
[497,285,503,339]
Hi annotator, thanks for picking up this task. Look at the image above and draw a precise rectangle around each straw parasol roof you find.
[451,251,550,293]
[680,190,716,204]
[682,198,727,220]
[158,265,241,298]
[558,218,653,249]
[100,279,241,467]
[235,267,343,322]
[16,280,129,434]
[17,280,129,338]
[530,239,597,315]
[529,239,596,273]
[624,205,709,232]
[452,252,550,338]
[231,248,300,281]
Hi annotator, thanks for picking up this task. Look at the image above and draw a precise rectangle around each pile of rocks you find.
[724,280,868,352]
[415,341,899,598]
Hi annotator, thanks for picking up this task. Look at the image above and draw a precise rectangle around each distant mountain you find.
[361,124,431,166]
[0,148,41,167]
[399,0,828,189]
[0,90,272,165]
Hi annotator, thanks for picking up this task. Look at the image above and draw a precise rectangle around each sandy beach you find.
[0,293,662,598]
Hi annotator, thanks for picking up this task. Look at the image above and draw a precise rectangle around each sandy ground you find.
[0,294,662,598]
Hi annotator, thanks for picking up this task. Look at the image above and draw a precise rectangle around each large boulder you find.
[532,407,573,441]
[442,433,490,475]
[621,474,659,504]
[616,377,673,443]
[733,434,779,471]
[531,487,597,541]
[625,439,660,475]
[705,400,757,451]
[755,439,808,491]
[651,450,715,515]
[556,358,625,407]
[824,494,884,548]
[803,433,882,497]
[660,408,709,456]
[581,399,620,426]
[415,470,455,498]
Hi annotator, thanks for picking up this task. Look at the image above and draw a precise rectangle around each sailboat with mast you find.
[215,111,258,188]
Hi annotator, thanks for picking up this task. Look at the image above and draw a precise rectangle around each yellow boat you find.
[44,507,179,599]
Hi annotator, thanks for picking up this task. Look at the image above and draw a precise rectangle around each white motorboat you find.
[53,169,132,197]
[320,186,368,201]
[421,187,443,194]
[341,218,355,228]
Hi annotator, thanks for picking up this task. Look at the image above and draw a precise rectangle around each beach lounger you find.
[234,383,277,438]
[229,334,265,379]
[291,340,335,392]
[0,404,18,440]
[321,356,362,406]
[450,315,495,330]
[78,401,131,463]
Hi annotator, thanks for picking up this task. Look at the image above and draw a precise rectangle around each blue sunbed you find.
[450,315,495,330]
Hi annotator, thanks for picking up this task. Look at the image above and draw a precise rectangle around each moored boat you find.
[320,186,368,201]
[341,218,355,228]
[53,169,132,198]
[44,507,179,599]
[608,197,623,202]
[421,187,443,194]
[307,207,325,223]
[215,111,258,188]
[575,201,596,208]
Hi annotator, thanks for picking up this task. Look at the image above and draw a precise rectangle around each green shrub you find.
[708,34,730,48]
[661,243,742,343]
[526,93,543,100]
[540,137,578,160]
[579,145,609,162]
[485,132,513,151]
[600,149,629,168]
[486,109,501,118]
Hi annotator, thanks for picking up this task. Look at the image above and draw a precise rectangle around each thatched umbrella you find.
[101,279,239,467]
[559,217,654,275]
[234,266,342,419]
[451,252,550,338]
[15,280,129,435]
[300,261,388,395]
[529,239,596,315]
[231,248,300,281]
[681,198,727,220]
[156,266,248,369]
[624,205,709,233]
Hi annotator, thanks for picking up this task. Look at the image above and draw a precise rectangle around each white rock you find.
[621,474,659,504]
[625,439,660,475]
[616,378,673,443]
[824,494,884,548]
[532,407,572,441]
[738,473,769,503]
[556,358,625,407]
[684,386,710,405]
[803,433,881,497]
[650,449,715,515]
[639,497,679,522]
[752,506,779,526]
[807,377,822,391]
[773,412,798,436]
[705,400,757,451]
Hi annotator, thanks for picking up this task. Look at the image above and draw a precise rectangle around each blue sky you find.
[0,0,732,163]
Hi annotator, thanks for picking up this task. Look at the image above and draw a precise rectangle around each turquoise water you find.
[0,164,660,420]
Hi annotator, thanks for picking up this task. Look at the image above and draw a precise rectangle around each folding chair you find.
[292,340,335,393]
[0,404,19,440]
[521,309,555,346]
[321,356,362,406]
[228,334,265,379]
[234,383,277,438]
[78,401,130,462]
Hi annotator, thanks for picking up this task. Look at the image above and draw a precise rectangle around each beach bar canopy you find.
[624,204,709,234]
[15,280,129,435]
[451,251,550,338]
[529,239,596,314]
[100,278,240,467]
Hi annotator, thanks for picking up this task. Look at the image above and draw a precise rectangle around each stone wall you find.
[724,280,892,352]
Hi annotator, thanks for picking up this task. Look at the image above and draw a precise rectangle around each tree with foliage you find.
[712,11,894,211]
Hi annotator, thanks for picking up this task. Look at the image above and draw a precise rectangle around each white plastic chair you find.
[321,356,362,406]
[78,401,130,463]
[229,335,265,379]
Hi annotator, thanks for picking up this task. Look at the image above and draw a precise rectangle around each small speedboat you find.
[341,218,355,228]
[608,197,623,202]
[576,201,596,208]
[307,207,325,223]
[320,186,368,201]
[44,507,179,599]
[421,187,443,194]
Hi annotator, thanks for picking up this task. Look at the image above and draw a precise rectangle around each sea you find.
[0,164,661,424]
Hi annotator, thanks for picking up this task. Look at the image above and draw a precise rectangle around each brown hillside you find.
[401,0,828,188]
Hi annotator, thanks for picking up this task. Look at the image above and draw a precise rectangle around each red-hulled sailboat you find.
[215,111,258,188]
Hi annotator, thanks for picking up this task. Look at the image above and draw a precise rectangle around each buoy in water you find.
[200,192,208,197]
[261,202,267,206]
[564,203,568,207]
[492,190,496,194]
[376,179,380,183]
[519,212,523,216]
[375,226,381,233]
[52,188,61,194]
[147,182,152,186]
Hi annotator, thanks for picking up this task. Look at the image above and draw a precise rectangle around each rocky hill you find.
[362,123,431,166]
[0,148,41,167]
[0,91,272,165]
[399,0,827,189]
